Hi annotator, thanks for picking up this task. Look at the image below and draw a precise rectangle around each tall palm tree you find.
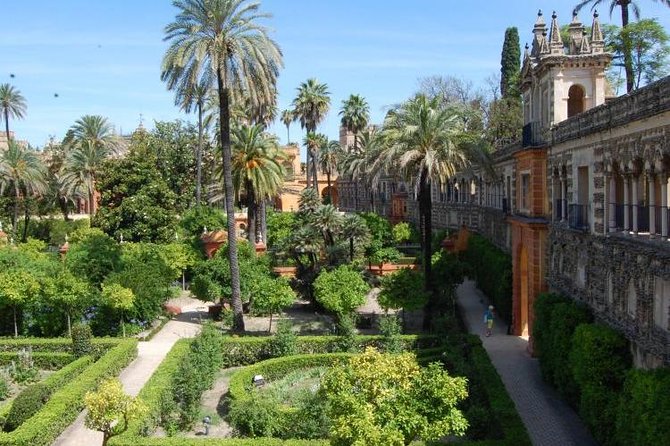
[164,0,283,332]
[341,213,370,262]
[0,141,47,237]
[381,94,472,326]
[231,124,285,243]
[339,94,369,153]
[292,78,330,190]
[62,115,118,217]
[280,109,294,144]
[319,139,340,205]
[0,84,27,141]
[574,0,670,92]
[303,132,326,198]
[340,129,379,210]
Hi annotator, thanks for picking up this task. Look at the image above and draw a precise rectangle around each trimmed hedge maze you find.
[111,333,530,446]
[0,337,137,446]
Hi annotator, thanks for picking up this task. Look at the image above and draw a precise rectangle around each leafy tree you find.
[380,94,476,327]
[0,141,47,237]
[0,270,40,337]
[611,18,669,89]
[358,212,393,247]
[265,208,295,250]
[341,213,370,262]
[339,94,370,153]
[180,205,227,239]
[101,282,134,337]
[500,27,521,98]
[313,265,369,319]
[280,108,294,144]
[62,115,119,217]
[0,83,27,140]
[250,276,296,332]
[41,271,90,336]
[85,378,147,446]
[292,78,331,189]
[378,268,430,314]
[66,228,121,288]
[163,0,283,332]
[93,129,179,243]
[575,0,670,92]
[392,222,411,244]
[321,348,469,446]
[230,124,285,243]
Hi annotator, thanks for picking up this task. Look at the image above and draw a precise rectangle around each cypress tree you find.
[500,27,521,98]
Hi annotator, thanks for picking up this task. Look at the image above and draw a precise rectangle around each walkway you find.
[456,280,597,446]
[53,306,204,446]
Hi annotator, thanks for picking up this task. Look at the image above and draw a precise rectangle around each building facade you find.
[337,10,670,367]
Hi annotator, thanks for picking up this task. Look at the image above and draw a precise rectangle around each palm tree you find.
[280,109,294,144]
[0,84,27,141]
[340,129,379,210]
[341,213,370,262]
[62,115,118,217]
[311,204,342,248]
[0,141,47,237]
[231,124,285,243]
[303,132,326,198]
[574,0,670,92]
[164,0,283,332]
[319,139,340,205]
[339,94,369,153]
[292,78,330,189]
[381,94,472,326]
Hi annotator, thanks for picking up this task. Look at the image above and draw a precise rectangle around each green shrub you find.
[0,352,75,371]
[229,391,284,437]
[334,315,359,353]
[379,314,402,353]
[461,235,512,323]
[313,266,369,319]
[268,322,297,358]
[3,383,50,432]
[71,324,93,358]
[570,324,630,446]
[615,368,670,446]
[0,339,136,446]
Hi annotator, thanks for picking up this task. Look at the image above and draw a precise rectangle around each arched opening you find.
[519,245,530,337]
[567,84,585,118]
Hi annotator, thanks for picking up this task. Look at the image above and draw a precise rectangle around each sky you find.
[2,0,670,152]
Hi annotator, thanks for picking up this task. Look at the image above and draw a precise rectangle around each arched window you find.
[567,84,585,117]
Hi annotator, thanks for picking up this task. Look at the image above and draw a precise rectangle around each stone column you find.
[623,174,630,231]
[609,174,616,232]
[551,176,556,221]
[649,171,656,236]
[603,173,609,235]
[632,174,639,234]
[662,173,668,238]
[561,177,567,222]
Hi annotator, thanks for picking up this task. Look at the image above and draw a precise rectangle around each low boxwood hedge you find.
[2,355,93,431]
[0,339,137,446]
[111,438,329,445]
[0,352,75,370]
[0,338,122,358]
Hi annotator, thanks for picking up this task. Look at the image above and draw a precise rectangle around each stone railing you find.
[552,76,670,144]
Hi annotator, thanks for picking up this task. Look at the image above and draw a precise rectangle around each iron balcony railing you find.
[568,203,589,231]
[522,121,546,147]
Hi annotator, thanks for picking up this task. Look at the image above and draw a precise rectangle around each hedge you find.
[461,234,512,324]
[114,334,529,446]
[0,338,122,358]
[1,355,93,431]
[0,339,137,446]
[0,352,75,370]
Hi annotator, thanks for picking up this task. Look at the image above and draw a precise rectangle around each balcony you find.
[568,204,589,231]
[522,121,546,147]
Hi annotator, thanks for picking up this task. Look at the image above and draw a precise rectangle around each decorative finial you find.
[120,234,124,243]
[573,9,578,18]
[552,11,557,19]
[594,10,599,18]
[538,9,542,16]
[203,226,208,234]
[525,43,529,50]
[64,234,69,242]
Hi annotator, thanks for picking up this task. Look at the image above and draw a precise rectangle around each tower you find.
[520,10,612,129]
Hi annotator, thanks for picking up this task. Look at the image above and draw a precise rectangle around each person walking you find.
[484,305,495,337]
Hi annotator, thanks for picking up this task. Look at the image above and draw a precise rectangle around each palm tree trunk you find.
[260,199,267,243]
[327,170,332,204]
[286,125,290,145]
[620,2,634,93]
[419,170,434,329]
[13,306,18,338]
[305,148,311,188]
[67,313,72,337]
[196,100,204,206]
[247,181,257,243]
[349,237,354,262]
[312,150,319,192]
[217,67,245,333]
[22,203,30,243]
[4,109,9,141]
[59,196,70,221]
[12,185,20,238]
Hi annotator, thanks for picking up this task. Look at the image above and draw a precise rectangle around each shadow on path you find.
[456,280,597,446]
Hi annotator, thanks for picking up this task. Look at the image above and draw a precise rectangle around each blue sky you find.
[2,0,669,150]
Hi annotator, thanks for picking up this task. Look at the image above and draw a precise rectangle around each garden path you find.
[456,280,597,446]
[52,303,205,446]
